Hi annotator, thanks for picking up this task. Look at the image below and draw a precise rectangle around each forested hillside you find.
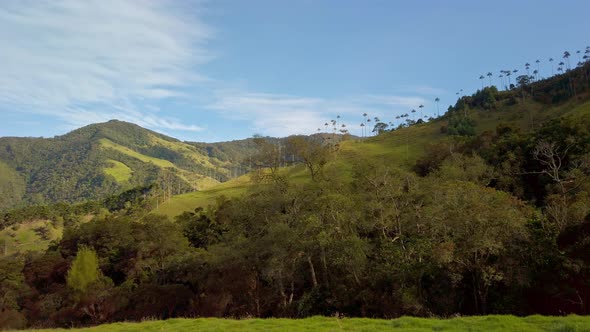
[1,59,590,330]
[0,120,257,209]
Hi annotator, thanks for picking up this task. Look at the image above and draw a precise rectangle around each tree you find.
[549,57,554,75]
[564,51,571,70]
[287,136,332,181]
[487,72,493,86]
[372,122,389,135]
[479,75,485,89]
[423,181,529,314]
[435,97,440,117]
[67,247,102,294]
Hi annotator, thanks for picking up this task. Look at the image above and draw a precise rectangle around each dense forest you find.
[1,60,590,330]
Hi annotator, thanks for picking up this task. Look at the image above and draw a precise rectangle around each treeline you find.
[2,109,590,328]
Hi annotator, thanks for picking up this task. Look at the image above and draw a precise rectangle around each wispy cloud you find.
[208,90,428,137]
[0,0,211,132]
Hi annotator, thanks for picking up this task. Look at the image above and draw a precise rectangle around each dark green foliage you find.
[175,207,224,249]
[445,116,476,136]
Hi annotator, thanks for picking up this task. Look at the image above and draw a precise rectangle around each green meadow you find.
[28,315,590,332]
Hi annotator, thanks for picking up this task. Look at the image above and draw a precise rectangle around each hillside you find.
[0,120,254,209]
[157,67,590,218]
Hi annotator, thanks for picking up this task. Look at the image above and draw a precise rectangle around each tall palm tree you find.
[533,69,539,81]
[525,62,530,76]
[536,59,540,74]
[360,123,365,138]
[418,104,424,120]
[435,97,440,117]
[362,112,369,137]
[487,72,493,86]
[331,119,337,140]
[563,51,571,70]
[506,70,512,88]
[324,122,329,133]
[549,58,554,76]
[499,74,504,90]
[576,50,581,63]
[479,75,485,89]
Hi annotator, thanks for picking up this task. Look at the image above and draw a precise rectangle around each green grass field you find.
[0,219,62,255]
[99,138,176,168]
[103,159,133,183]
[27,315,590,331]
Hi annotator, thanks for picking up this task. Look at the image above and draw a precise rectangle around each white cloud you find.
[0,0,211,132]
[208,90,428,137]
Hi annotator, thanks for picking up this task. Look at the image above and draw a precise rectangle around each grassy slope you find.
[99,138,176,168]
[0,219,62,255]
[99,138,221,190]
[155,98,590,219]
[30,315,590,332]
[103,159,133,183]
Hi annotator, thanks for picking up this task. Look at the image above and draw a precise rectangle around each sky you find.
[0,0,589,142]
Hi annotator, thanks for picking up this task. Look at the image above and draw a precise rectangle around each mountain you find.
[0,120,251,209]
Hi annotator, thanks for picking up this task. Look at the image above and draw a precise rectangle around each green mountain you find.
[0,120,252,209]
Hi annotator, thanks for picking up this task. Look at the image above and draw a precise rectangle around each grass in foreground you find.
[28,315,590,332]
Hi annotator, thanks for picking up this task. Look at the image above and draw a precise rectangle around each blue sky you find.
[0,0,588,142]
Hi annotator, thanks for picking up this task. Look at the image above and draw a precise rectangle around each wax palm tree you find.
[536,59,540,74]
[435,97,440,117]
[479,75,485,89]
[525,63,530,76]
[576,50,581,63]
[487,72,493,86]
[499,74,504,90]
[418,104,424,120]
[549,58,554,76]
[563,51,571,70]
